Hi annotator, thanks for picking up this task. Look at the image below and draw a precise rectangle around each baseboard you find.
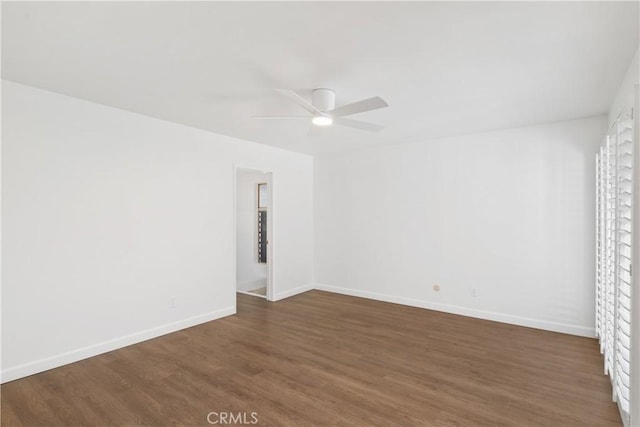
[237,290,267,299]
[314,283,595,338]
[1,306,236,384]
[273,283,314,301]
[237,278,267,292]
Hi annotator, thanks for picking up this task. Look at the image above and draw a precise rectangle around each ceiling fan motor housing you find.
[312,88,336,112]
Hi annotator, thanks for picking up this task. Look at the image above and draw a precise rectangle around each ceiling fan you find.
[253,88,388,133]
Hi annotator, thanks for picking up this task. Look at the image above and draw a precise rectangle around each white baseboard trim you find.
[237,278,267,292]
[237,290,267,299]
[314,283,595,338]
[273,283,314,302]
[1,306,236,384]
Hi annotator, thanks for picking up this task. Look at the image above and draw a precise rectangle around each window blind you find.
[596,108,634,421]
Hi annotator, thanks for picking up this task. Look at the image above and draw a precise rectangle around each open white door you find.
[234,167,274,301]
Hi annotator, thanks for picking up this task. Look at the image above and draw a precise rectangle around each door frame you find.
[233,165,274,301]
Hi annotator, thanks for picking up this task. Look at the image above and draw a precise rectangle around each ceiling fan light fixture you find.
[258,89,387,133]
[312,116,333,126]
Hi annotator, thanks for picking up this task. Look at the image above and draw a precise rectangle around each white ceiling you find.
[2,1,638,155]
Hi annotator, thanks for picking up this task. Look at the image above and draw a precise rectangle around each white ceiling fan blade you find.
[275,89,323,115]
[328,96,388,117]
[334,117,384,132]
[252,115,309,119]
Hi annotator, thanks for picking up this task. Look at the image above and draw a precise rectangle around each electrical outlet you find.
[170,296,177,309]
[471,288,478,297]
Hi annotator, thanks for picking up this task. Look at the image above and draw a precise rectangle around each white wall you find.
[236,170,268,291]
[1,80,314,382]
[609,48,639,126]
[314,116,608,337]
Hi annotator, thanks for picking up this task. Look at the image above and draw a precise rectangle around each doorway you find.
[235,168,272,300]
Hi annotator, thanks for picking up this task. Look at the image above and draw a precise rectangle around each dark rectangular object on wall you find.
[258,211,267,263]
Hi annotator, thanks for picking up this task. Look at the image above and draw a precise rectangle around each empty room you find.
[2,1,639,426]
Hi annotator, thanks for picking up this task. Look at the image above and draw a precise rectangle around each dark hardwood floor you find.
[2,291,621,426]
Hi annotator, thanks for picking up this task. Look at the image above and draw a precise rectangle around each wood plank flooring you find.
[1,290,621,426]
